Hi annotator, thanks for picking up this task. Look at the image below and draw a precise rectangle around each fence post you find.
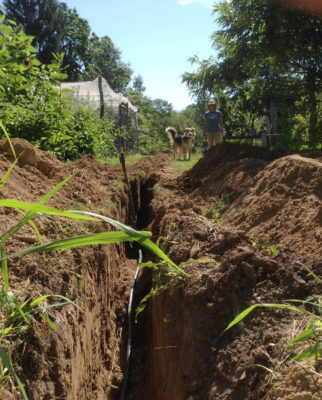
[98,76,104,119]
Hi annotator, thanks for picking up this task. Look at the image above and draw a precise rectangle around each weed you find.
[107,154,144,166]
[261,236,280,256]
[200,176,209,184]
[137,169,147,182]
[110,179,122,187]
[210,212,220,224]
[136,259,186,317]
[202,195,229,223]
[222,266,322,363]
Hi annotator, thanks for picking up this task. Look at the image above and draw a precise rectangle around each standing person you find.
[203,99,224,150]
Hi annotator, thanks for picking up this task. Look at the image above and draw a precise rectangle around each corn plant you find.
[222,266,322,362]
[0,126,185,398]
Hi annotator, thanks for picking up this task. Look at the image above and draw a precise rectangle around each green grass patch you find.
[171,153,202,174]
[106,154,145,166]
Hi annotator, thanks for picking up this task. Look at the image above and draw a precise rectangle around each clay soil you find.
[0,139,321,400]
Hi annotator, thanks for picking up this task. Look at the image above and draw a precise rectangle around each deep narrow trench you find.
[120,174,158,399]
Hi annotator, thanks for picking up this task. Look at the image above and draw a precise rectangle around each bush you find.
[0,11,117,161]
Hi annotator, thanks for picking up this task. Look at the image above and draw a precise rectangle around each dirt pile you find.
[0,138,138,399]
[180,143,322,257]
[128,143,322,400]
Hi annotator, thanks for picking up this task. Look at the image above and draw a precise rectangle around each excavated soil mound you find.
[128,142,322,400]
[180,143,322,257]
[0,138,141,399]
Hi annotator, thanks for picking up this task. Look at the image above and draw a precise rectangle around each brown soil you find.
[0,139,321,399]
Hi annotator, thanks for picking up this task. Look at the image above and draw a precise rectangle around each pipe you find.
[120,249,142,400]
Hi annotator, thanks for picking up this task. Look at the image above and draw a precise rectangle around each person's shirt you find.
[204,110,222,132]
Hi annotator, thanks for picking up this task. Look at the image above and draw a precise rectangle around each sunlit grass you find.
[105,153,145,166]
[170,153,202,174]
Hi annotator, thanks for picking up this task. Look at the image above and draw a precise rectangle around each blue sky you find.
[65,0,216,110]
[62,0,219,110]
[1,0,219,110]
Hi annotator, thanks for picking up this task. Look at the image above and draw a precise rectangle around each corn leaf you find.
[222,303,319,334]
[0,244,8,293]
[39,313,57,331]
[70,211,187,275]
[290,342,322,361]
[138,237,187,276]
[0,121,16,159]
[0,347,28,400]
[17,210,43,246]
[68,210,149,239]
[0,157,19,190]
[0,200,101,221]
[2,231,150,260]
[1,175,75,244]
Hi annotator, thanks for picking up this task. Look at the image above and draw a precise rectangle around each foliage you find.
[183,0,322,149]
[3,0,65,65]
[222,266,322,362]
[57,2,91,81]
[125,85,203,154]
[82,33,132,92]
[0,11,118,161]
[3,1,133,89]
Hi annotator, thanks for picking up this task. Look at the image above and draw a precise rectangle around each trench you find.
[119,174,159,399]
[119,172,186,400]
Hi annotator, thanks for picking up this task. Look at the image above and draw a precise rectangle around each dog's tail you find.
[165,127,177,145]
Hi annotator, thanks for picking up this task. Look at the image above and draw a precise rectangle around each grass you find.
[106,153,145,166]
[222,266,322,363]
[170,153,202,174]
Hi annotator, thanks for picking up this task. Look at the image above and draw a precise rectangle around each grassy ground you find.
[106,152,203,172]
[170,153,203,174]
[105,154,145,166]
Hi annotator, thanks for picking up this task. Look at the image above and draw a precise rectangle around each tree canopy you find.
[3,0,133,91]
[183,0,322,149]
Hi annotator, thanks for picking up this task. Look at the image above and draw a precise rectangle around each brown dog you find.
[166,127,196,160]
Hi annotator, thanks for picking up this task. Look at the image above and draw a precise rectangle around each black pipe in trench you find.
[119,249,142,400]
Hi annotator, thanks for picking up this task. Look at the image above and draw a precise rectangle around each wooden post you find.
[119,152,136,223]
[135,112,139,153]
[98,76,104,119]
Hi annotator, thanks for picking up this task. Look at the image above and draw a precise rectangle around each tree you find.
[183,0,321,147]
[82,34,132,92]
[214,0,321,145]
[3,0,65,65]
[132,75,146,93]
[58,2,91,81]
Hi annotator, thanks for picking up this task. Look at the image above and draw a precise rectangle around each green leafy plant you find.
[222,266,322,362]
[135,259,186,316]
[261,236,282,256]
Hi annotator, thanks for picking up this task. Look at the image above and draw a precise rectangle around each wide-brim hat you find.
[208,99,216,105]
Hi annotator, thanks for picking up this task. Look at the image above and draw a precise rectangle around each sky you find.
[59,0,219,110]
